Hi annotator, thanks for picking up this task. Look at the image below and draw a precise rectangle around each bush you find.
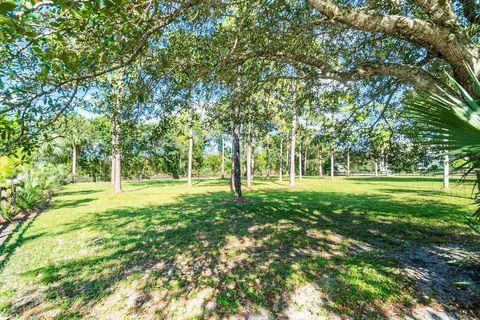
[16,175,48,210]
[15,162,68,211]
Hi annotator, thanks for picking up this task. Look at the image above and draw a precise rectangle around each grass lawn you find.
[0,176,479,319]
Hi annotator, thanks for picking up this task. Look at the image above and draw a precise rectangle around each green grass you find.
[0,176,478,319]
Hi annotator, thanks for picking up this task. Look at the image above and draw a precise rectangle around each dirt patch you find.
[393,244,480,319]
[282,283,339,320]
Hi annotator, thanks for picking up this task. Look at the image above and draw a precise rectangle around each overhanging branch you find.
[256,50,442,91]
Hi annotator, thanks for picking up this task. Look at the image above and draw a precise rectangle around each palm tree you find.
[62,115,93,183]
[407,65,480,233]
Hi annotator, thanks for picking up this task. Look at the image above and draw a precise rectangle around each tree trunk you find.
[319,155,323,178]
[72,145,77,183]
[230,156,234,192]
[380,149,385,173]
[221,135,225,179]
[443,154,449,189]
[266,141,270,179]
[375,160,378,177]
[141,160,145,180]
[111,72,123,193]
[247,122,252,188]
[112,114,122,193]
[279,139,283,182]
[347,151,350,177]
[286,142,290,178]
[330,149,334,180]
[385,154,389,174]
[232,73,243,201]
[251,137,255,181]
[111,153,116,185]
[298,142,302,180]
[304,146,308,176]
[232,122,242,200]
[289,108,297,186]
[114,144,122,193]
[187,106,194,187]
[179,156,182,177]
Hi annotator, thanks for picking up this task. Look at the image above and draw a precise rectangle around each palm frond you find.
[407,64,480,234]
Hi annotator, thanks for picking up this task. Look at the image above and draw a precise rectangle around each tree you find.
[1,0,226,157]
[61,115,93,183]
[289,104,298,186]
[6,0,476,158]
[86,65,157,192]
[368,126,393,175]
[187,98,194,187]
[246,122,253,188]
[443,154,450,189]
[111,81,123,193]
[232,71,243,201]
[221,134,226,178]
[278,136,284,182]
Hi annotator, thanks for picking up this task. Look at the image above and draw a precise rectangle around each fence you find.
[0,181,17,216]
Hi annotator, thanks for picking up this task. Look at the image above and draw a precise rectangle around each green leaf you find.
[0,0,16,15]
[0,15,15,29]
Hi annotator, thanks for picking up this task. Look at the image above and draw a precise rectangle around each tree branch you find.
[307,0,443,41]
[264,51,442,90]
[414,0,458,27]
[305,0,476,72]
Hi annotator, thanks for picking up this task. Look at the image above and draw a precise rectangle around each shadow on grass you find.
[379,188,473,200]
[49,198,97,209]
[123,179,226,188]
[346,176,465,184]
[58,189,101,197]
[125,179,186,188]
[9,189,480,319]
[0,212,43,272]
[125,178,274,189]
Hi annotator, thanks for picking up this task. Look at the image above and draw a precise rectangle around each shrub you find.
[15,175,47,210]
[14,162,68,211]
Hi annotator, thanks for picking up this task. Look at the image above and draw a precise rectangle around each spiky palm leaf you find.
[407,65,480,233]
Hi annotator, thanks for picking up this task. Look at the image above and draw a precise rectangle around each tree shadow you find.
[125,179,187,187]
[49,198,97,209]
[6,189,480,319]
[346,176,464,183]
[58,189,101,197]
[192,179,232,187]
[0,212,44,272]
[125,178,274,189]
[379,188,472,200]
